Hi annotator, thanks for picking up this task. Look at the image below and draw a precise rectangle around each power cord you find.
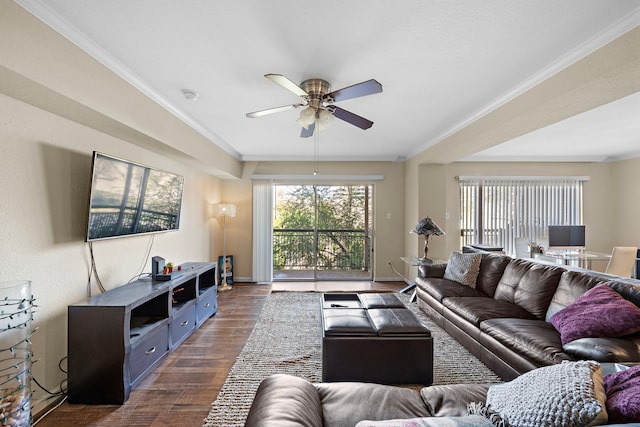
[88,242,106,293]
[127,234,155,284]
[90,233,157,292]
[30,357,68,425]
[388,261,410,283]
[31,396,67,426]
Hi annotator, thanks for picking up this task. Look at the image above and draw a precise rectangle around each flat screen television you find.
[86,152,184,241]
[548,225,586,250]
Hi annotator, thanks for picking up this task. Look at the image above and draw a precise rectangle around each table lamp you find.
[411,217,445,262]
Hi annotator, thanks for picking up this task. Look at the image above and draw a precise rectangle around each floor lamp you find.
[212,203,237,291]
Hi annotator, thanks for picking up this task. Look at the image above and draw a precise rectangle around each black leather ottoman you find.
[321,293,433,385]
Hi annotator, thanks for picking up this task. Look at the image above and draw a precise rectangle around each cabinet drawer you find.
[196,287,217,326]
[170,302,196,348]
[129,325,169,384]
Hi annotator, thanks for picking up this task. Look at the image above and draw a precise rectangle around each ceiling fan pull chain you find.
[313,121,320,176]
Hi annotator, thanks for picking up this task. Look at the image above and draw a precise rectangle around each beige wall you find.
[405,160,638,273]
[0,94,220,412]
[611,157,640,246]
[0,6,230,412]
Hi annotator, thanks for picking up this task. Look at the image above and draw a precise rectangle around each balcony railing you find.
[273,229,370,271]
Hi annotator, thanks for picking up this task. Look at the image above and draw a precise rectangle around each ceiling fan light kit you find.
[297,106,317,129]
[317,109,334,130]
[246,74,382,137]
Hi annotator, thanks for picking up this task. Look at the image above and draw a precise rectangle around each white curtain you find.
[459,177,585,256]
[252,180,273,282]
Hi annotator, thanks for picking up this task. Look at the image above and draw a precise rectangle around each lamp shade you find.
[317,109,334,130]
[211,203,237,218]
[411,217,445,236]
[297,106,316,128]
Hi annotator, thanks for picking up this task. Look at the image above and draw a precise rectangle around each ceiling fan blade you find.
[246,104,304,118]
[325,79,382,103]
[265,74,308,97]
[300,122,315,138]
[330,106,374,130]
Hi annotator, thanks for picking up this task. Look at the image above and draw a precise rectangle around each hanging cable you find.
[88,242,106,293]
[127,234,155,284]
[313,116,320,175]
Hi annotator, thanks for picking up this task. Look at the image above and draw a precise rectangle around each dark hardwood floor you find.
[35,281,403,426]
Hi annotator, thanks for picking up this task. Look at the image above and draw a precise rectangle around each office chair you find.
[514,237,531,258]
[605,246,638,278]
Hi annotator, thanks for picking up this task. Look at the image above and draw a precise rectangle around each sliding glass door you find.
[273,184,373,281]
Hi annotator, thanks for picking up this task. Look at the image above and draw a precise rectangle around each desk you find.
[534,250,611,270]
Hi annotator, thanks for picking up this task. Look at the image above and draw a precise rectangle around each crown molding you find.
[15,0,242,161]
[409,8,640,159]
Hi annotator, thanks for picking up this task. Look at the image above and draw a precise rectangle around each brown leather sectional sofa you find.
[415,249,640,380]
[244,251,640,426]
[245,367,636,427]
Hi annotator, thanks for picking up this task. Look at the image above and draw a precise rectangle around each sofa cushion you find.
[494,258,564,319]
[420,383,489,417]
[416,278,487,304]
[480,318,572,366]
[550,283,640,345]
[418,263,447,279]
[485,360,608,427]
[316,381,431,427]
[563,334,640,363]
[608,280,640,307]
[443,252,482,288]
[604,364,640,423]
[442,297,535,327]
[244,374,323,427]
[475,252,512,297]
[545,270,603,322]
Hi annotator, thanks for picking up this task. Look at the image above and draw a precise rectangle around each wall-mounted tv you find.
[548,225,586,249]
[86,152,184,241]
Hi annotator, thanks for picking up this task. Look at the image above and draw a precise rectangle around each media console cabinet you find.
[67,261,217,404]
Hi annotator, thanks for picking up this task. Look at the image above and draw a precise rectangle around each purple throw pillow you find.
[604,365,640,422]
[550,283,640,345]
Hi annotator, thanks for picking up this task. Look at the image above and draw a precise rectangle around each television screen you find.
[548,225,586,249]
[86,152,184,241]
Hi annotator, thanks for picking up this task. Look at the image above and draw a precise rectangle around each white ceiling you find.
[16,0,640,163]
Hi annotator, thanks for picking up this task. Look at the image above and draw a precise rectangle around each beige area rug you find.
[202,292,502,427]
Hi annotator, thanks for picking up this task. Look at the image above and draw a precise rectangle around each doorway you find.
[272,184,373,281]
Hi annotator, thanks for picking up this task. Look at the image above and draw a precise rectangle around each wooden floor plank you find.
[35,281,403,426]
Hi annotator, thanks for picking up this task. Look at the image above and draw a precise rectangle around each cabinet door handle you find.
[181,320,189,327]
[204,303,211,308]
[146,347,156,356]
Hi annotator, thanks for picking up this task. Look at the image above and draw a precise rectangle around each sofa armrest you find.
[244,374,323,427]
[420,383,490,417]
[418,263,447,279]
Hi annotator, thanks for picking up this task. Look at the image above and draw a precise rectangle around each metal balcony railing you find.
[273,229,370,271]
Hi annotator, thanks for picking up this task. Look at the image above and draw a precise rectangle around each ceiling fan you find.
[246,74,382,138]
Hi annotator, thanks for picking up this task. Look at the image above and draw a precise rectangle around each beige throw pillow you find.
[443,252,482,288]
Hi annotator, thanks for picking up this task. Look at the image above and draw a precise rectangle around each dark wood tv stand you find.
[67,261,217,404]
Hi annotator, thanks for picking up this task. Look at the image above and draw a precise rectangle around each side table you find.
[397,256,445,302]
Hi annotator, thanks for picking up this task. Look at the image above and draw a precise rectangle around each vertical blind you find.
[252,180,274,283]
[459,177,585,256]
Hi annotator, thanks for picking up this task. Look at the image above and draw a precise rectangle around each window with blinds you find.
[459,177,585,256]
